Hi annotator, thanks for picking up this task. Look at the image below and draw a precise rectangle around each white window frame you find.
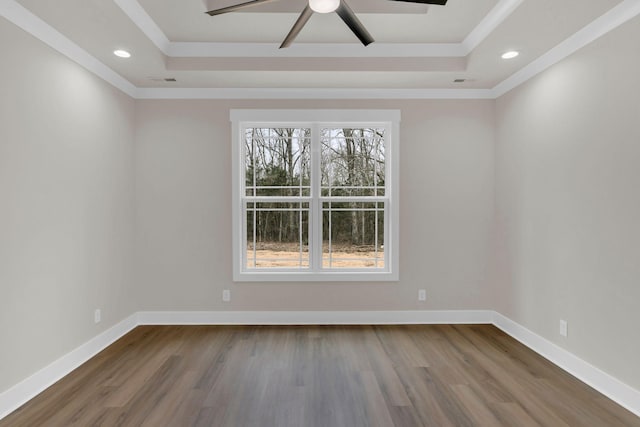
[231,109,400,282]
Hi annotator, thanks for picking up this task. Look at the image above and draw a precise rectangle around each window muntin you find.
[246,201,309,269]
[321,127,386,198]
[322,201,385,269]
[245,127,311,198]
[232,110,399,282]
[244,127,312,270]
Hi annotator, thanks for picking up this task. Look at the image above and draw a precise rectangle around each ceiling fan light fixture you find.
[309,0,340,14]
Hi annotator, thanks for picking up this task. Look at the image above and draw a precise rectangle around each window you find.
[231,110,400,281]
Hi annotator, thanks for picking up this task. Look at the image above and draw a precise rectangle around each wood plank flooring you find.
[1,325,638,427]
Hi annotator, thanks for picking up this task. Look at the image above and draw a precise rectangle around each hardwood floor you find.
[2,325,638,427]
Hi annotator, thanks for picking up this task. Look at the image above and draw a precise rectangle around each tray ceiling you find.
[4,0,636,96]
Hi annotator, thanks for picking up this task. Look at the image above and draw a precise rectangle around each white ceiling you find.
[144,0,496,43]
[3,0,640,98]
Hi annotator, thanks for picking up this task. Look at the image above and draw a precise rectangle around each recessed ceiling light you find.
[501,51,519,60]
[113,49,131,58]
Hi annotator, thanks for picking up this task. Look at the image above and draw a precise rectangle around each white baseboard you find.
[136,310,494,325]
[1,310,638,421]
[492,312,640,418]
[0,314,138,421]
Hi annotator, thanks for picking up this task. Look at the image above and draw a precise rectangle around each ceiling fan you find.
[206,0,448,48]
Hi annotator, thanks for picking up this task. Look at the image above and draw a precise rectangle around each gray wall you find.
[134,99,495,311]
[0,18,136,393]
[3,8,640,404]
[494,15,640,390]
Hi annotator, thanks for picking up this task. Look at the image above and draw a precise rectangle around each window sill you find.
[234,271,399,282]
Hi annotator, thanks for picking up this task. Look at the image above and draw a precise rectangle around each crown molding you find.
[0,0,137,97]
[135,87,495,100]
[165,42,467,58]
[492,0,640,98]
[115,0,523,58]
[3,0,640,100]
[112,0,170,53]
[461,0,524,53]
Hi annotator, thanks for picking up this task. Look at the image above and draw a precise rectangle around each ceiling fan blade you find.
[280,5,314,49]
[386,0,447,4]
[206,0,280,16]
[335,1,374,47]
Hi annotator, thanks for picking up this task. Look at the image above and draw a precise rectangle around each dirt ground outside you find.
[246,241,384,268]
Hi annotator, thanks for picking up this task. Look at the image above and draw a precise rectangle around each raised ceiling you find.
[4,0,640,97]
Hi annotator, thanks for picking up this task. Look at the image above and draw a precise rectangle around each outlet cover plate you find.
[560,319,568,337]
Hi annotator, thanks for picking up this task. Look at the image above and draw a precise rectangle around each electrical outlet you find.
[222,289,231,302]
[94,309,101,324]
[559,319,568,337]
[418,289,427,301]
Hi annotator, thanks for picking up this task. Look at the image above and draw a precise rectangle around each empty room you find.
[1,0,639,425]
